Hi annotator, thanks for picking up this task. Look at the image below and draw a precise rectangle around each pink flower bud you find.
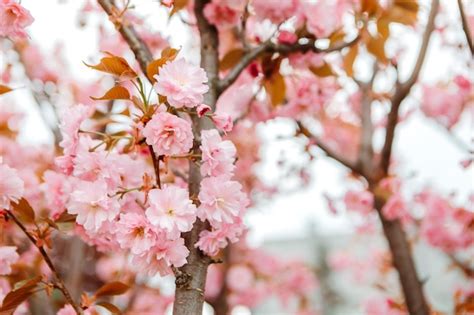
[277,31,298,45]
[197,104,212,117]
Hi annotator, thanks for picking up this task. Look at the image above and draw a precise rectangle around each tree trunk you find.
[172,1,219,314]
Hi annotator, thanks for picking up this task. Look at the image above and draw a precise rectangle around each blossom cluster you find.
[44,56,248,277]
[0,0,34,39]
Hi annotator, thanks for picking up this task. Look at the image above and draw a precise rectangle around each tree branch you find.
[97,0,153,74]
[296,121,364,176]
[172,1,218,314]
[379,0,439,175]
[217,35,360,94]
[6,211,83,315]
[457,0,474,55]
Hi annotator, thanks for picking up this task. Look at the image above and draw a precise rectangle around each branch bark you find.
[380,0,439,175]
[172,1,219,314]
[97,0,153,74]
[218,35,360,94]
[457,0,474,55]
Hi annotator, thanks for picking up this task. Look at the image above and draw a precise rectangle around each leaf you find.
[263,72,286,107]
[146,47,180,82]
[219,49,244,72]
[377,16,390,40]
[170,0,189,16]
[386,0,419,26]
[91,86,130,101]
[361,0,379,16]
[0,85,13,95]
[309,62,335,77]
[11,198,35,224]
[94,282,130,298]
[54,212,76,223]
[0,276,42,314]
[85,53,137,79]
[366,35,387,63]
[96,301,121,314]
[343,45,359,77]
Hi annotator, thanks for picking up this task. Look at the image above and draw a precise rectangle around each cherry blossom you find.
[0,161,24,210]
[145,186,197,239]
[198,176,248,225]
[154,58,209,108]
[0,0,34,39]
[0,246,19,275]
[142,111,193,156]
[115,212,158,255]
[200,129,236,177]
[67,179,120,231]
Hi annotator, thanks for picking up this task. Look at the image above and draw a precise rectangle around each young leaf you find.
[11,198,35,224]
[0,276,42,314]
[85,53,137,79]
[263,72,286,107]
[146,47,179,82]
[220,49,244,71]
[366,35,387,63]
[0,85,13,95]
[96,302,121,314]
[343,44,359,77]
[94,282,130,298]
[309,62,335,77]
[91,86,131,101]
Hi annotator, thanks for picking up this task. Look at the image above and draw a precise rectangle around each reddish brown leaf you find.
[343,44,359,77]
[366,35,387,63]
[91,86,131,101]
[146,47,179,82]
[263,72,286,107]
[96,301,121,314]
[85,53,137,79]
[95,282,130,298]
[170,0,189,16]
[220,48,244,71]
[309,62,335,77]
[0,276,42,314]
[0,85,13,95]
[11,198,35,224]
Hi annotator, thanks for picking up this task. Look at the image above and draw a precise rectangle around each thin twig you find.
[379,0,439,175]
[148,145,162,189]
[6,211,83,315]
[97,0,153,74]
[296,121,363,176]
[218,35,360,94]
[457,0,474,55]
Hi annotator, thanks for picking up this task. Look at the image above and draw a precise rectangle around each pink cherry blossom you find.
[197,104,212,117]
[0,0,34,39]
[67,179,120,231]
[200,129,236,177]
[204,0,244,29]
[344,190,374,215]
[154,58,209,108]
[227,265,254,292]
[212,112,233,133]
[145,186,197,239]
[0,246,19,275]
[301,1,346,39]
[41,171,72,219]
[143,111,193,156]
[252,0,298,24]
[382,193,411,223]
[421,84,465,129]
[198,176,248,225]
[277,31,298,45]
[418,190,473,252]
[0,162,24,210]
[115,213,158,254]
[131,237,189,276]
